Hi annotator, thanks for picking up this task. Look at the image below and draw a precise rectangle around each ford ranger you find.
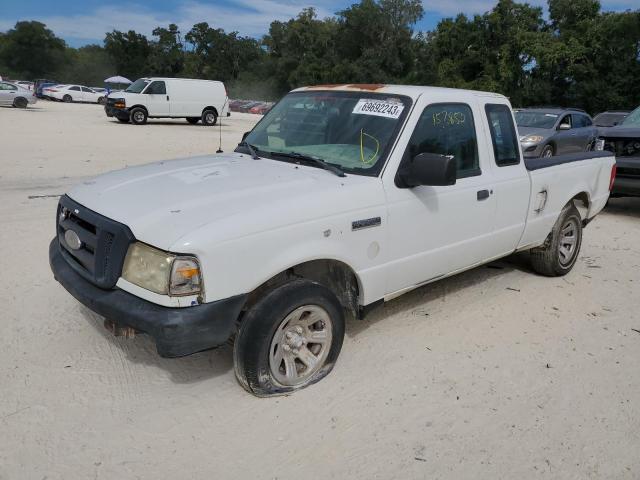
[50,84,616,396]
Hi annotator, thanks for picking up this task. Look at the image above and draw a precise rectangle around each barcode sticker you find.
[353,99,404,119]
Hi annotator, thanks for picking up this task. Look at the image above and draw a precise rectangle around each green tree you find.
[0,21,67,78]
[104,30,152,80]
[148,24,185,76]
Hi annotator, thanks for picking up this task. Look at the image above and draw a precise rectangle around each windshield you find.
[621,106,640,127]
[125,79,150,93]
[515,111,559,129]
[240,91,412,176]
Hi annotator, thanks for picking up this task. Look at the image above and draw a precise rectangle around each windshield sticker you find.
[353,99,404,119]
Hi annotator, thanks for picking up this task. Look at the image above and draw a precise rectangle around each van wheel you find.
[530,204,583,276]
[201,109,217,126]
[63,94,72,103]
[186,117,200,124]
[234,279,345,397]
[130,107,148,125]
[13,97,28,108]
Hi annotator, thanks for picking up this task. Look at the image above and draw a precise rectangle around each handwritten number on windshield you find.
[432,111,466,128]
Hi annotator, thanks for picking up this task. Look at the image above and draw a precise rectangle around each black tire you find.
[541,144,554,158]
[97,96,106,105]
[130,107,148,125]
[201,109,217,126]
[186,117,200,124]
[63,94,72,103]
[117,117,130,123]
[13,97,28,108]
[530,204,583,277]
[234,279,345,397]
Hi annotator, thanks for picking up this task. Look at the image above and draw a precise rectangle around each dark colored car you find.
[515,107,597,158]
[593,111,630,127]
[34,79,57,98]
[597,106,640,197]
[229,99,247,112]
[236,101,263,113]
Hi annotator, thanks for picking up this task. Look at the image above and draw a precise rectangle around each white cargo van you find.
[104,77,229,126]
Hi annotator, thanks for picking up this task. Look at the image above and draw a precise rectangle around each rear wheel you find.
[62,94,72,103]
[530,204,583,276]
[130,107,148,125]
[97,96,106,105]
[186,117,200,124]
[541,144,554,158]
[13,97,28,108]
[201,109,217,126]
[234,279,345,397]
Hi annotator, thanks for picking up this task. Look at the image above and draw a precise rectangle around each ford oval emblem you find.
[64,229,82,250]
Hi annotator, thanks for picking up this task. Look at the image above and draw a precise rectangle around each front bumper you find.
[50,239,247,357]
[104,104,129,119]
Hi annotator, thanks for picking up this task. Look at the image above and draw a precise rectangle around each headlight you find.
[520,135,544,143]
[122,242,202,296]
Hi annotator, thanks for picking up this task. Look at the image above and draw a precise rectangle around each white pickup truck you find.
[50,84,616,396]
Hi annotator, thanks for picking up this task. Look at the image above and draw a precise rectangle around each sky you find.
[0,0,637,47]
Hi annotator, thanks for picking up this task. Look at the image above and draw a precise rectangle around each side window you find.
[0,83,14,90]
[572,114,591,128]
[81,87,92,92]
[583,116,592,127]
[145,81,166,95]
[407,103,480,178]
[559,115,572,129]
[69,86,81,91]
[485,104,520,166]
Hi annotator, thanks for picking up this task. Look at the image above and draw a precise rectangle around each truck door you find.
[383,101,497,295]
[483,103,531,254]
[143,80,170,116]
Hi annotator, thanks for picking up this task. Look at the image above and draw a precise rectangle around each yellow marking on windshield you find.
[360,129,380,165]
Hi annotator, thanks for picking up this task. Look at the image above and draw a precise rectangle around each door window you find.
[558,115,572,129]
[0,83,17,90]
[145,81,166,95]
[81,86,93,92]
[572,114,591,128]
[69,86,81,91]
[406,103,480,178]
[485,104,520,166]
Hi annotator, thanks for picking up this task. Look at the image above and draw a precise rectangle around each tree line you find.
[0,0,638,113]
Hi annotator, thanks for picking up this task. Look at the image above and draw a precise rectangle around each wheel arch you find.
[243,259,362,319]
[570,191,591,220]
[129,104,148,113]
[202,106,219,117]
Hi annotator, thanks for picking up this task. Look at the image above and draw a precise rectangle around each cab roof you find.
[293,84,508,102]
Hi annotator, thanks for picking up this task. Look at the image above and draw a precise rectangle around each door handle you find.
[477,189,491,201]
[166,95,169,101]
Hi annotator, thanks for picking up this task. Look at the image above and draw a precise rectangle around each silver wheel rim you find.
[558,218,579,266]
[205,113,215,123]
[134,111,144,122]
[269,305,332,387]
[543,147,553,158]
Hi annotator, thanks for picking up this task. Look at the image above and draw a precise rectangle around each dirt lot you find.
[1,101,639,480]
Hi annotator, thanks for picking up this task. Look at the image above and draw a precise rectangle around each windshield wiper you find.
[237,141,260,160]
[268,151,346,177]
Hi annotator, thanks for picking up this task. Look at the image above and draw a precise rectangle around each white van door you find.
[143,80,170,116]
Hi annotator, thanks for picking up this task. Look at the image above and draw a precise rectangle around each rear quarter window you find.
[485,104,520,166]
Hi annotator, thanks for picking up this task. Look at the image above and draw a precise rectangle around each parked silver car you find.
[0,81,37,108]
[515,107,597,157]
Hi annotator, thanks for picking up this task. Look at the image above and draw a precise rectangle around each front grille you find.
[56,195,135,289]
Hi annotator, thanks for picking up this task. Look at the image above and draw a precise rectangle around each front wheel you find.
[541,144,554,158]
[130,107,148,125]
[234,279,345,397]
[63,94,72,103]
[530,204,583,276]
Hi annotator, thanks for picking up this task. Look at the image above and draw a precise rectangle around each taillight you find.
[609,164,617,191]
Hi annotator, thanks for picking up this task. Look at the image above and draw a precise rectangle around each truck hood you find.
[67,153,382,251]
[597,125,640,138]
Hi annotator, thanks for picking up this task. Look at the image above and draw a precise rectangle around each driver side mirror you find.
[399,153,457,188]
[558,123,571,131]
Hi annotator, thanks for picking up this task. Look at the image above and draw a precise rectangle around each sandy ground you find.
[1,101,639,480]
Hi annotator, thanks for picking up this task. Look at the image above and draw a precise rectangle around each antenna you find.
[216,96,229,154]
